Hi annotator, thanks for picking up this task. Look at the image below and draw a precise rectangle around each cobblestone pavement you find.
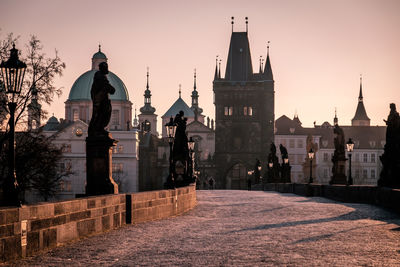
[7,190,400,266]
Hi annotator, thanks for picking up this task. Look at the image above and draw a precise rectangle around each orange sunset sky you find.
[1,0,399,131]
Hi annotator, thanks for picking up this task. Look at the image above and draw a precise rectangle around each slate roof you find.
[224,32,253,81]
[162,97,194,118]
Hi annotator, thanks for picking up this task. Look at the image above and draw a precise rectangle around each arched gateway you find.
[226,163,247,189]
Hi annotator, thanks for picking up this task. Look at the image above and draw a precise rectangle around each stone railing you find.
[0,184,196,262]
[264,183,400,214]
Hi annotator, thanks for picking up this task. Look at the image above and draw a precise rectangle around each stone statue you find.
[266,142,280,183]
[330,123,347,184]
[333,124,346,159]
[379,103,400,188]
[173,110,189,165]
[88,62,115,136]
[279,144,288,162]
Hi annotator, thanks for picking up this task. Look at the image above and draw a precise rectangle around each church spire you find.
[351,74,370,126]
[263,41,273,80]
[358,74,363,101]
[139,67,156,115]
[191,69,203,117]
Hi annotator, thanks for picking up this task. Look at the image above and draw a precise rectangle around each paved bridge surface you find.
[9,190,400,266]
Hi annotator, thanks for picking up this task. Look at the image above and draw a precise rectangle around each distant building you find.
[275,78,385,185]
[213,22,275,189]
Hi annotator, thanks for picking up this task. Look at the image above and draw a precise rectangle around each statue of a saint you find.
[88,62,115,136]
[173,110,189,162]
[279,144,288,162]
[333,123,345,159]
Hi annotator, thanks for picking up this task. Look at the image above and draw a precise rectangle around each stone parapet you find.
[0,184,196,262]
[264,183,400,214]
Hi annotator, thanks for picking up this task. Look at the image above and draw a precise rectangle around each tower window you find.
[224,106,233,116]
[243,106,247,116]
[145,97,150,104]
[248,107,253,116]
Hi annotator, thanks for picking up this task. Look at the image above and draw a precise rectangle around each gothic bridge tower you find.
[213,18,275,189]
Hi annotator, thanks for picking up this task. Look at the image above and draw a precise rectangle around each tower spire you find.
[359,74,363,101]
[334,107,338,125]
[139,67,156,115]
[146,66,149,90]
[231,16,234,32]
[259,56,263,74]
[98,43,101,52]
[245,17,248,33]
[263,41,273,80]
[193,68,197,90]
[351,74,370,126]
[179,84,181,98]
[214,55,219,80]
[218,59,221,79]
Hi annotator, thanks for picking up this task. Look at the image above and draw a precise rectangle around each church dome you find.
[67,46,129,101]
[68,70,129,101]
[162,97,194,118]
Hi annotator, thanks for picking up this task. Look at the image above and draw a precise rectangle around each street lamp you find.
[346,138,354,186]
[308,148,314,184]
[0,44,26,206]
[188,136,195,182]
[165,117,177,188]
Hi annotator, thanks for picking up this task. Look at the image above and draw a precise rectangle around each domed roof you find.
[68,70,129,101]
[162,97,194,118]
[92,51,107,59]
[43,115,60,131]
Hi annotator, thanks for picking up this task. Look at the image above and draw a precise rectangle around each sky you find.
[1,0,399,131]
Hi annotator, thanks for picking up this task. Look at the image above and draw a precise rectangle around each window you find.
[323,168,328,178]
[248,107,253,116]
[112,110,120,125]
[323,153,329,162]
[355,169,360,178]
[243,106,247,116]
[297,139,303,148]
[371,169,376,179]
[363,169,368,178]
[224,106,233,116]
[112,163,123,172]
[62,144,72,153]
[289,139,295,148]
[59,180,72,192]
[73,109,79,121]
[371,153,375,163]
[118,145,124,153]
[363,153,368,163]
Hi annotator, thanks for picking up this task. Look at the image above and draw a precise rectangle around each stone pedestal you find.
[86,134,118,196]
[330,159,347,185]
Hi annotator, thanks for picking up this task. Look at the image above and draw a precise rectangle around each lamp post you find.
[257,164,262,184]
[0,44,26,207]
[308,148,314,184]
[188,136,195,182]
[346,138,354,186]
[165,117,177,188]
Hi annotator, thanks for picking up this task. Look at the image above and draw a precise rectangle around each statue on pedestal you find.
[172,110,190,186]
[330,123,347,184]
[378,103,400,188]
[86,62,118,196]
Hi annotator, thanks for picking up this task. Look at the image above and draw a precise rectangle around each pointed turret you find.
[191,69,203,118]
[27,83,41,130]
[214,56,219,81]
[263,42,273,80]
[139,68,156,115]
[351,75,370,126]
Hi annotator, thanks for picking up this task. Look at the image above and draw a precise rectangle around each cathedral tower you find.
[213,18,275,189]
[351,76,370,126]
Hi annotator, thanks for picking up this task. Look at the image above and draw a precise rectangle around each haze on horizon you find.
[1,0,399,131]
